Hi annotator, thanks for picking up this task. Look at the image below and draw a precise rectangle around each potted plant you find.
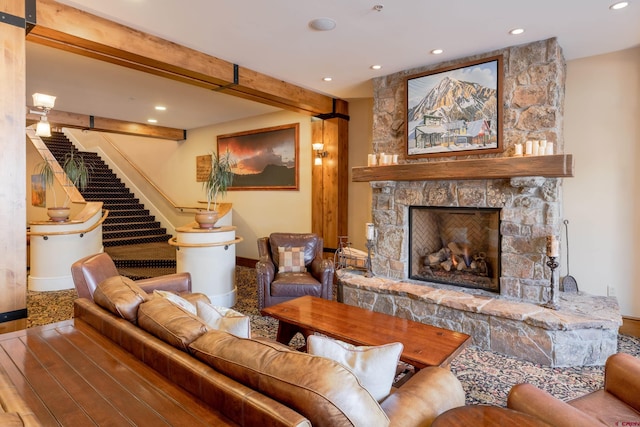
[195,149,235,229]
[36,150,91,222]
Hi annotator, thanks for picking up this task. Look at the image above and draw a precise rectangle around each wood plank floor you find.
[0,320,237,426]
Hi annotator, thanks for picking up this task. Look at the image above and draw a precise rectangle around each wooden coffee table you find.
[261,296,471,369]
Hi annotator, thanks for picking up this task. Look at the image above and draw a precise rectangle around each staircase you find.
[40,131,176,279]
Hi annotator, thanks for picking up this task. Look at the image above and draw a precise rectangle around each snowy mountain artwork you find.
[406,56,502,157]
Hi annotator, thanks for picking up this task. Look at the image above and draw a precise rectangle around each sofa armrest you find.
[604,353,640,411]
[507,383,606,427]
[380,367,465,427]
[135,272,191,294]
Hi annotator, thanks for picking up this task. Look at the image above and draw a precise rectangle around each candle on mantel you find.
[525,140,533,155]
[545,142,554,155]
[514,143,523,156]
[546,235,559,257]
[366,223,375,240]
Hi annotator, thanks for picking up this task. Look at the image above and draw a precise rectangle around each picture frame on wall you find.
[405,55,503,158]
[217,123,299,190]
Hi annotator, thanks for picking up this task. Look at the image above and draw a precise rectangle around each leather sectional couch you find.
[71,258,466,426]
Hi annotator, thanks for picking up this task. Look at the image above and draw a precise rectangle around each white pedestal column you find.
[173,222,242,307]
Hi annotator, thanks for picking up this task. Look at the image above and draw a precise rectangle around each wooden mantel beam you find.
[27,0,337,117]
[27,109,185,140]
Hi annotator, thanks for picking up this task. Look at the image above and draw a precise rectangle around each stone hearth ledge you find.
[337,270,622,367]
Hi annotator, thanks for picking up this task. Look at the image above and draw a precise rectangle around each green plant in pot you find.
[196,149,234,229]
[36,150,91,222]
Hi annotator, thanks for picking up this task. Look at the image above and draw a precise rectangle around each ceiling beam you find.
[27,0,338,117]
[27,109,185,140]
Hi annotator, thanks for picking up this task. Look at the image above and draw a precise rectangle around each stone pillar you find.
[0,0,28,331]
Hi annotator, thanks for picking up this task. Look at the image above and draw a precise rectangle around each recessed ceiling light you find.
[509,28,525,35]
[147,119,158,123]
[322,77,333,82]
[155,105,166,111]
[309,17,336,31]
[431,49,444,55]
[610,1,629,9]
[370,65,382,70]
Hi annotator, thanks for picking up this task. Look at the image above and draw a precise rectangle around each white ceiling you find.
[26,0,640,130]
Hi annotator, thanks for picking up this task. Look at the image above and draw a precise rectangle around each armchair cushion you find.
[93,275,149,324]
[278,246,307,273]
[271,273,322,297]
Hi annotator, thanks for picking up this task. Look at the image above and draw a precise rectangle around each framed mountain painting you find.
[405,55,503,158]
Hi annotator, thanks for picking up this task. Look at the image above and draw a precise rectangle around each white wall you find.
[564,46,640,317]
[75,110,313,261]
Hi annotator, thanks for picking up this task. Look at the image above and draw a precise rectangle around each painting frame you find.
[405,55,503,159]
[217,123,299,191]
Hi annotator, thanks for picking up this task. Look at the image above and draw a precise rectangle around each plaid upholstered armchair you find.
[256,232,334,310]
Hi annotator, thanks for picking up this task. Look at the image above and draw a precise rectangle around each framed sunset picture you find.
[217,123,299,190]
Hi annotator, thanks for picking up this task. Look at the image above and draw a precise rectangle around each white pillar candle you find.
[545,142,554,155]
[366,223,375,240]
[525,140,532,155]
[514,143,523,156]
[392,154,398,164]
[532,140,539,156]
[546,236,559,257]
[368,154,378,166]
[379,153,387,165]
[539,140,547,154]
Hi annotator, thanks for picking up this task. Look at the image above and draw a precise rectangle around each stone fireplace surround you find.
[341,38,621,367]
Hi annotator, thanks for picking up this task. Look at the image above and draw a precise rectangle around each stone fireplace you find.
[337,38,621,367]
[409,206,500,293]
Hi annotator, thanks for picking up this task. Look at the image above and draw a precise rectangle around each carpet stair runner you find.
[40,131,176,279]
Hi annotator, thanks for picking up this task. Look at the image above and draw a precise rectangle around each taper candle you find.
[546,236,559,257]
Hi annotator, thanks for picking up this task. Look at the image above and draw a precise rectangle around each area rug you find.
[27,266,640,407]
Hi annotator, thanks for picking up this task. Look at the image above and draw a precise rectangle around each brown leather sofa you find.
[507,352,640,426]
[256,232,334,309]
[72,257,466,426]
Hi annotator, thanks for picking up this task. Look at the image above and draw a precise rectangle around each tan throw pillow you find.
[93,275,149,324]
[196,301,251,338]
[153,289,196,315]
[307,335,403,402]
[277,246,307,273]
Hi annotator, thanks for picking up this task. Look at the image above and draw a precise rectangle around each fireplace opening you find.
[409,206,501,293]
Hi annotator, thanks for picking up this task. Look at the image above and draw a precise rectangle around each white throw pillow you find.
[196,301,251,338]
[307,335,403,402]
[153,290,196,315]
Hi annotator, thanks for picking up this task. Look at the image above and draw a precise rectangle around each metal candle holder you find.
[543,256,560,310]
[365,239,375,278]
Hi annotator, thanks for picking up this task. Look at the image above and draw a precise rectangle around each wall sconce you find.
[35,116,52,137]
[31,92,56,137]
[313,142,328,165]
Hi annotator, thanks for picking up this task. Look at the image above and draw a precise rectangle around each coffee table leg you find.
[276,321,301,346]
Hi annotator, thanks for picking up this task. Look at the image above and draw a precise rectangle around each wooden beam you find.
[352,154,574,182]
[27,0,336,116]
[0,0,28,329]
[27,109,185,140]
